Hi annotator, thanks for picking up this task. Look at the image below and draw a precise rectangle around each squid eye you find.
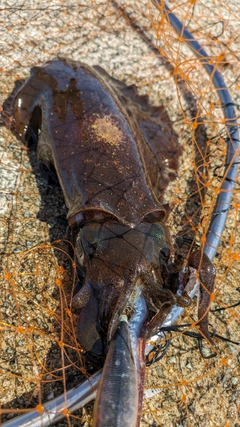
[160,247,170,260]
[76,235,84,257]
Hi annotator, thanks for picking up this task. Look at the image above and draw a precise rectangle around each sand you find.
[0,1,240,426]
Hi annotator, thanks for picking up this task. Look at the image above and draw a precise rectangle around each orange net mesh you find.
[0,1,240,426]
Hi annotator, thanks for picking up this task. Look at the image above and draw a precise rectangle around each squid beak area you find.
[93,295,147,427]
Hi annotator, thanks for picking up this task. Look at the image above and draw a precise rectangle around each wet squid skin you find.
[10,59,216,426]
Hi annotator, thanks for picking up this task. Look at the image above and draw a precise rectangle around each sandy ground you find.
[0,0,240,426]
